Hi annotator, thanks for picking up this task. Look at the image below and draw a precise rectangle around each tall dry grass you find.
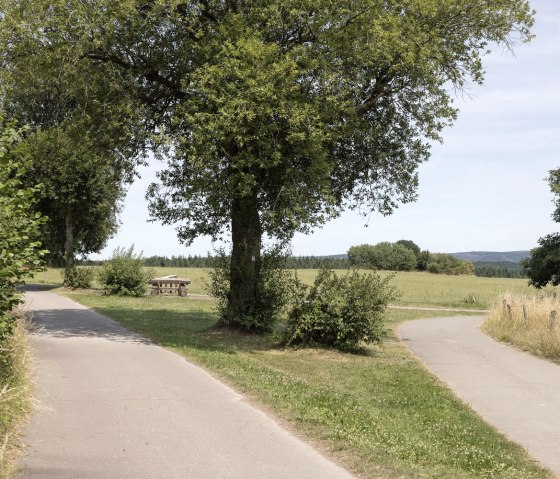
[483,293,560,363]
[0,316,33,479]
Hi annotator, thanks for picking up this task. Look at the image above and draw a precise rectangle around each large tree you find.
[21,128,127,278]
[0,19,147,281]
[0,0,534,329]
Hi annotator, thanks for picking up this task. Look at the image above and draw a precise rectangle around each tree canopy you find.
[348,242,417,271]
[0,0,535,329]
[522,169,560,288]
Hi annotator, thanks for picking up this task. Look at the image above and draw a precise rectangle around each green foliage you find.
[417,250,431,271]
[207,246,293,332]
[395,240,421,259]
[474,262,527,279]
[0,122,45,340]
[20,129,130,269]
[348,242,418,271]
[144,254,350,269]
[98,246,151,297]
[64,266,94,289]
[427,254,475,275]
[521,234,560,289]
[549,168,560,223]
[284,269,398,350]
[0,0,534,330]
[521,171,560,289]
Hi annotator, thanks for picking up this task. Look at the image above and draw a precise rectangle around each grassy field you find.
[34,267,553,309]
[483,293,560,364]
[59,289,551,479]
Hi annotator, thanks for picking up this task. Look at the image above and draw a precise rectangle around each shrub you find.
[98,246,152,296]
[207,245,293,332]
[0,122,45,341]
[64,267,95,289]
[284,269,399,350]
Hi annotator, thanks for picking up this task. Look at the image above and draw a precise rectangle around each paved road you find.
[19,288,354,479]
[400,315,560,477]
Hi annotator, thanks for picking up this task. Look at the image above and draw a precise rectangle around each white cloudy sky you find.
[92,1,559,259]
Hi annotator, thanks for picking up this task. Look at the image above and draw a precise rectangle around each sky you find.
[91,1,560,259]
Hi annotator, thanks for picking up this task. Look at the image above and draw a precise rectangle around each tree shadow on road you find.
[28,308,152,345]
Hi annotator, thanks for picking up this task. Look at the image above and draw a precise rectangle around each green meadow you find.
[34,267,549,309]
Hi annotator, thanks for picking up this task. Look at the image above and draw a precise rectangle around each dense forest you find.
[473,262,527,278]
[141,255,351,269]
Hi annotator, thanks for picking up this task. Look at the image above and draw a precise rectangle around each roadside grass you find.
[483,293,560,364]
[32,267,550,310]
[62,290,551,479]
[0,316,33,479]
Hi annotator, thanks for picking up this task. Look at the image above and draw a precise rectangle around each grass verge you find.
[0,316,32,479]
[61,290,551,479]
[483,293,560,364]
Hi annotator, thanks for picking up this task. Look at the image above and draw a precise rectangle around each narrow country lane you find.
[19,287,355,479]
[400,315,560,477]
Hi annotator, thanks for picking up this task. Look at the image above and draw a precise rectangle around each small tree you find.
[0,122,45,339]
[98,246,151,297]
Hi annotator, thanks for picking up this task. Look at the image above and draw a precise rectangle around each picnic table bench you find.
[148,275,191,297]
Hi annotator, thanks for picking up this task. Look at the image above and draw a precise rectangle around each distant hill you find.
[449,251,530,263]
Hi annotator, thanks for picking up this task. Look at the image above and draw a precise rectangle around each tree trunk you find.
[63,207,75,284]
[226,189,262,329]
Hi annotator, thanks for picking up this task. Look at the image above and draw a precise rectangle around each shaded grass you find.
[35,267,554,310]
[63,290,551,479]
[483,293,560,364]
[0,317,32,479]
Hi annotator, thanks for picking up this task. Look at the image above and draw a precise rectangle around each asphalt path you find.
[400,315,560,477]
[19,287,354,479]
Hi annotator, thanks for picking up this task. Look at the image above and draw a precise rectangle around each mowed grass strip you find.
[33,267,551,310]
[62,290,551,479]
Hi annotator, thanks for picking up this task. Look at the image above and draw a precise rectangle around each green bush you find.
[207,246,293,332]
[348,242,417,271]
[98,246,151,296]
[427,253,475,275]
[64,267,95,289]
[284,269,399,350]
[0,122,45,341]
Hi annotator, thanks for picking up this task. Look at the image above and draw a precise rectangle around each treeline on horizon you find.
[474,261,527,279]
[79,254,527,278]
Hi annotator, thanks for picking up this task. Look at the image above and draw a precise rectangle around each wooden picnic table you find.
[148,275,191,297]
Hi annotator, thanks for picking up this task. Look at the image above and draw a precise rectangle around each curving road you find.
[19,287,354,479]
[400,315,560,477]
